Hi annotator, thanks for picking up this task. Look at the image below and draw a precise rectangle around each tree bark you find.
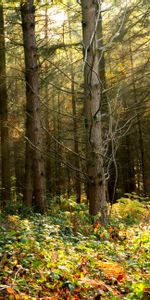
[81,0,108,225]
[0,4,11,207]
[21,0,46,213]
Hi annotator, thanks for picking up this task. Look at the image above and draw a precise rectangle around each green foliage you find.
[3,202,33,218]
[122,281,149,299]
[124,192,150,203]
[114,195,146,224]
[0,199,149,299]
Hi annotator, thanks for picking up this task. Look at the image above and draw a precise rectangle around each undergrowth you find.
[0,195,150,299]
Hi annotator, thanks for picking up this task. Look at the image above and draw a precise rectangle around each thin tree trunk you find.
[56,94,61,198]
[44,5,51,196]
[13,75,24,196]
[97,8,117,204]
[81,0,108,225]
[120,49,136,194]
[67,3,81,203]
[21,0,46,212]
[52,96,57,196]
[0,4,11,206]
[71,76,81,203]
[14,137,24,195]
[67,166,71,198]
[129,45,146,196]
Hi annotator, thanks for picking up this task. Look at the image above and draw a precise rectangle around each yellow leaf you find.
[94,227,98,233]
[13,259,18,266]
[20,293,30,299]
[80,272,85,278]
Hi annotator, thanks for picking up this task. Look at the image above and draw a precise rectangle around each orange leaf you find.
[96,262,127,281]
[6,287,15,295]
[78,278,119,295]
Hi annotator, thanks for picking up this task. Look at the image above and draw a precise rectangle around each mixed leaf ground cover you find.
[0,197,150,299]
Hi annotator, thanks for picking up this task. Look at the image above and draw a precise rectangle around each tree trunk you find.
[0,4,11,207]
[56,94,61,198]
[21,0,46,213]
[81,0,108,225]
[67,5,81,203]
[44,5,52,196]
[52,93,61,198]
[129,45,146,196]
[97,8,116,204]
[71,76,81,203]
[14,137,24,195]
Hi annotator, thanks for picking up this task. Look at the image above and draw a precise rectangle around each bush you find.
[112,195,145,224]
[3,202,33,217]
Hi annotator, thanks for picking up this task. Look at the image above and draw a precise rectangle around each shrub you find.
[112,195,145,224]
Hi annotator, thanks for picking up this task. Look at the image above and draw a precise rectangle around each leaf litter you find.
[0,203,150,299]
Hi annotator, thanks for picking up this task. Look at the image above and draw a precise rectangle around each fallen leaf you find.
[6,287,15,295]
[78,278,119,295]
[96,262,127,281]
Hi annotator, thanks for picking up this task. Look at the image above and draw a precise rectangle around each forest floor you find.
[0,197,150,299]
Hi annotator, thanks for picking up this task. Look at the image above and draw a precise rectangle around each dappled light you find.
[0,0,150,298]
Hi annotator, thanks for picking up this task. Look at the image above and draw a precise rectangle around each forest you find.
[0,0,150,299]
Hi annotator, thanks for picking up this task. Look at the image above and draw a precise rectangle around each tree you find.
[67,6,81,203]
[0,3,11,207]
[1,0,149,214]
[21,0,46,212]
[81,0,108,225]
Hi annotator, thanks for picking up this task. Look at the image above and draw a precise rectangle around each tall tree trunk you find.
[56,94,61,198]
[97,8,117,204]
[71,76,81,203]
[52,96,57,197]
[44,5,51,196]
[0,4,11,207]
[81,0,108,225]
[21,0,46,213]
[67,11,81,203]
